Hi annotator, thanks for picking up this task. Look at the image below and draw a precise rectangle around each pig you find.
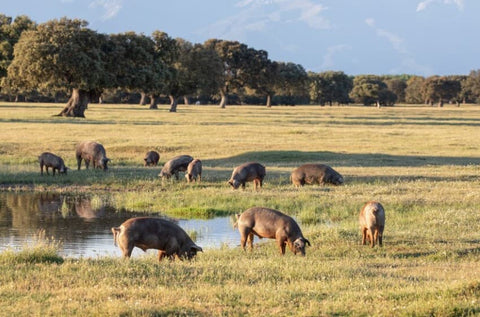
[185,159,202,183]
[290,163,343,187]
[235,207,311,256]
[228,162,266,190]
[144,151,160,167]
[75,141,110,171]
[158,155,193,180]
[38,152,68,176]
[111,217,203,261]
[359,201,385,248]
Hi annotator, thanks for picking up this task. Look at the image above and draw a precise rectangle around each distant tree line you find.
[1,14,480,117]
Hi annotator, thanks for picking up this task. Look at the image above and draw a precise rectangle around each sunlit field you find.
[0,102,479,316]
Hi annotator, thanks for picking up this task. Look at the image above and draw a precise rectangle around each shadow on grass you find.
[203,150,480,168]
[119,308,207,317]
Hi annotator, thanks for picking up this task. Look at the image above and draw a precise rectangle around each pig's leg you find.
[239,227,251,251]
[361,227,367,245]
[368,228,375,248]
[247,232,254,250]
[158,250,166,262]
[277,237,287,255]
[378,226,384,247]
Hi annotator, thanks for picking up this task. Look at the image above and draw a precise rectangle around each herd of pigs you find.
[37,140,385,261]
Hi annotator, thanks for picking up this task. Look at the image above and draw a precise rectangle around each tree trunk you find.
[266,94,272,108]
[219,89,227,108]
[57,88,89,117]
[169,95,178,112]
[183,96,190,105]
[376,100,381,108]
[438,99,443,107]
[139,92,147,106]
[149,94,158,109]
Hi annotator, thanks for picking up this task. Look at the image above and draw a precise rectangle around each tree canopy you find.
[2,13,480,114]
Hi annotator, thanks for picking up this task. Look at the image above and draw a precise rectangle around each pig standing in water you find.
[235,207,311,256]
[38,152,68,175]
[359,201,385,248]
[111,217,203,261]
[75,141,110,171]
[158,155,193,180]
[228,162,266,190]
[290,163,343,187]
[185,159,202,183]
[144,151,160,166]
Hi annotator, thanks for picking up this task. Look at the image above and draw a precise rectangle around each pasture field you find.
[0,102,480,316]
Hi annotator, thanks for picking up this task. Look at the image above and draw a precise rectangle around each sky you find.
[2,0,478,76]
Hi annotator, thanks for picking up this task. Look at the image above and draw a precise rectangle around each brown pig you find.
[228,162,266,190]
[111,217,203,261]
[290,163,343,187]
[75,141,110,171]
[359,201,385,248]
[235,207,310,256]
[144,151,160,167]
[38,152,68,175]
[185,159,202,183]
[158,155,193,180]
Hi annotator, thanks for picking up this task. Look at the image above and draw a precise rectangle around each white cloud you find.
[321,44,351,70]
[89,0,123,20]
[281,0,330,29]
[199,0,330,45]
[366,19,431,75]
[416,0,464,12]
[366,19,406,54]
[365,18,375,27]
[376,29,407,54]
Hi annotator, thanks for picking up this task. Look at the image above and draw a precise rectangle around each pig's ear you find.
[304,238,311,246]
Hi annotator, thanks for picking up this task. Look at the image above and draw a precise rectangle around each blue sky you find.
[3,0,478,76]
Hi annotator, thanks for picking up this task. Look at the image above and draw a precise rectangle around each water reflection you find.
[0,192,240,258]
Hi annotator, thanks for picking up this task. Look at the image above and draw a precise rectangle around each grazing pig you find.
[158,155,193,180]
[75,141,110,171]
[38,152,68,176]
[359,201,385,248]
[144,151,160,167]
[290,163,343,187]
[228,162,266,190]
[185,159,202,183]
[235,207,310,256]
[111,217,203,261]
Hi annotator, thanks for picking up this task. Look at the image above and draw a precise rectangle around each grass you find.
[0,102,480,316]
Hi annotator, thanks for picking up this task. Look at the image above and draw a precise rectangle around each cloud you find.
[365,18,431,75]
[366,18,407,55]
[321,44,351,70]
[416,0,464,12]
[89,0,123,20]
[281,0,330,29]
[200,0,330,41]
[365,18,375,27]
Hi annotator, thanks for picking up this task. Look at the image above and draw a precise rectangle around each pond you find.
[0,192,241,258]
